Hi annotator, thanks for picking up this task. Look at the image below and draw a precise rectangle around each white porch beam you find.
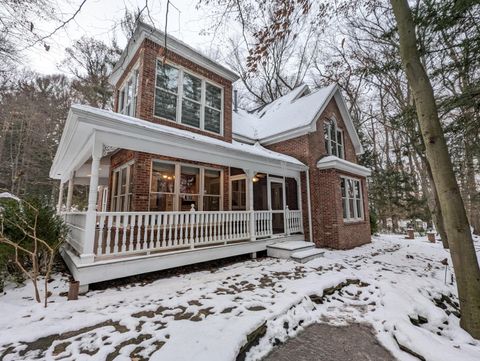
[95,130,305,178]
[56,181,64,213]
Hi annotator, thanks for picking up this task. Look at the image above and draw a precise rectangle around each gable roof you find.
[232,84,364,154]
[109,22,239,86]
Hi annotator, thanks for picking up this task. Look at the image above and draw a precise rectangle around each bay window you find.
[324,118,344,158]
[341,177,363,221]
[149,160,223,211]
[155,61,223,134]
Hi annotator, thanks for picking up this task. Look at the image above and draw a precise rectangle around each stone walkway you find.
[263,323,397,361]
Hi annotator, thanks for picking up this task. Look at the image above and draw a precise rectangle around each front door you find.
[269,178,285,234]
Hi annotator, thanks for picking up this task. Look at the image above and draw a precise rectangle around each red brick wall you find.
[267,98,371,249]
[110,150,229,212]
[114,39,233,143]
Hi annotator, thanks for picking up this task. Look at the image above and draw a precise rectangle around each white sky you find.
[25,0,240,75]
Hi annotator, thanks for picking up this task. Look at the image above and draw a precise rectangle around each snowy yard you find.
[1,234,480,361]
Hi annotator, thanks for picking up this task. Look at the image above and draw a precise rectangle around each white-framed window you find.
[149,160,223,211]
[118,70,139,117]
[324,118,344,158]
[154,61,224,135]
[111,161,134,211]
[341,176,363,222]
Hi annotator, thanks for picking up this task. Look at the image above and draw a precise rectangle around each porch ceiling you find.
[50,104,307,182]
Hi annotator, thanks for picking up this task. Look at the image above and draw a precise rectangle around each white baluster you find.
[97,214,105,255]
[114,214,121,253]
[121,214,127,253]
[105,214,114,255]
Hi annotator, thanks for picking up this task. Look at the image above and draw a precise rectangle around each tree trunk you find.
[390,0,480,338]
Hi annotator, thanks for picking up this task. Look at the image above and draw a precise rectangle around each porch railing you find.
[62,209,303,258]
[62,212,87,255]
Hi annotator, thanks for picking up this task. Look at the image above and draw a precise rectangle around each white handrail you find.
[63,209,303,258]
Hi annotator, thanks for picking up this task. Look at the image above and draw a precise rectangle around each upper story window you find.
[324,118,344,158]
[155,61,223,135]
[118,71,139,117]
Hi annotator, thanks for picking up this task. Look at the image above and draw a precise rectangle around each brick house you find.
[51,22,371,291]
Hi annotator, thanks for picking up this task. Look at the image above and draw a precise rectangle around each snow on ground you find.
[0,234,479,361]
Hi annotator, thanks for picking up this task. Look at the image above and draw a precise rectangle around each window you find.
[155,63,179,121]
[149,161,223,211]
[154,61,223,134]
[111,162,134,211]
[341,177,363,221]
[150,162,176,211]
[285,177,299,210]
[204,169,221,211]
[180,166,200,211]
[118,71,139,117]
[324,118,344,158]
[231,177,246,210]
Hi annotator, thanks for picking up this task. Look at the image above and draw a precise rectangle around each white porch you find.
[51,105,310,287]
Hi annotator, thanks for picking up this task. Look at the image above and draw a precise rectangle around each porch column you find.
[295,175,304,233]
[56,181,64,213]
[82,141,102,263]
[66,175,74,211]
[244,169,256,241]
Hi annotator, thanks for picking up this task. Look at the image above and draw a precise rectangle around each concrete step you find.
[267,241,315,259]
[290,248,325,263]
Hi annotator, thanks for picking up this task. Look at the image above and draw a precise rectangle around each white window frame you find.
[111,160,134,212]
[154,60,224,136]
[149,159,224,211]
[341,176,364,222]
[324,117,344,159]
[118,68,139,117]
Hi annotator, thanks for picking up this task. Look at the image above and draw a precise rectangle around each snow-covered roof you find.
[233,84,364,154]
[317,156,371,177]
[50,104,306,182]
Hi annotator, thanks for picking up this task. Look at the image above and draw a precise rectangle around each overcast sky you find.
[26,0,240,75]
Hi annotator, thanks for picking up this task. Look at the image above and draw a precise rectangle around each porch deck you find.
[62,209,304,288]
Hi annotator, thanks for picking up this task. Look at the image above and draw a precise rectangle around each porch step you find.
[290,248,325,263]
[267,241,315,259]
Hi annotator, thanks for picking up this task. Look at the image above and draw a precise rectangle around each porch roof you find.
[50,104,307,182]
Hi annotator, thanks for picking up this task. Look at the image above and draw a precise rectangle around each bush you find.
[0,195,68,302]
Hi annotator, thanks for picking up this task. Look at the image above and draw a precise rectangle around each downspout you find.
[306,169,313,243]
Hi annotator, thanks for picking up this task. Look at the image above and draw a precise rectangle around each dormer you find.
[109,22,239,142]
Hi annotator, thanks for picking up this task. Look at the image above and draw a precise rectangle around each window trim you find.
[324,117,344,159]
[341,176,364,223]
[149,159,224,211]
[153,59,224,136]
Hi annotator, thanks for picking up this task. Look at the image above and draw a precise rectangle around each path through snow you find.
[0,234,479,361]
